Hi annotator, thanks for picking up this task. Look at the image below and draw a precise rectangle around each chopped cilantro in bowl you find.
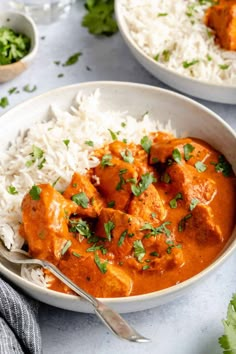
[0,27,31,65]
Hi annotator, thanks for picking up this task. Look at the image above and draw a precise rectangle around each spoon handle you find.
[43,261,150,343]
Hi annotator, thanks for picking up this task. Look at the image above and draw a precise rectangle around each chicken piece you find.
[96,208,145,260]
[128,184,166,224]
[150,137,212,165]
[94,157,138,211]
[167,163,216,205]
[21,184,77,263]
[58,252,133,297]
[63,172,105,218]
[150,137,192,164]
[186,204,223,243]
[205,1,236,51]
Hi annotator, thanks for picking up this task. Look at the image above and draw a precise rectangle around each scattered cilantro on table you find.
[82,0,118,36]
[219,294,236,354]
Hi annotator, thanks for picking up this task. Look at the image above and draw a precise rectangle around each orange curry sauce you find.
[20,132,236,297]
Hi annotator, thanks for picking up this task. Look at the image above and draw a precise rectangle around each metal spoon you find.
[0,241,150,343]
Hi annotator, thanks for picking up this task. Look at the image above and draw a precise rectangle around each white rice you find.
[0,90,174,287]
[121,0,236,84]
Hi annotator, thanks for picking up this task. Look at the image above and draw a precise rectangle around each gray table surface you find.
[0,2,236,354]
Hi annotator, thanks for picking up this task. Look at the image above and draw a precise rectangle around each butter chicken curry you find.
[20,132,236,297]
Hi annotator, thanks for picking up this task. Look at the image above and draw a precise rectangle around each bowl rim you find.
[115,0,236,90]
[0,80,235,307]
[0,10,39,68]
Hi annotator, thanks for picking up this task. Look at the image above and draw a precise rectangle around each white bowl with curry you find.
[0,81,235,313]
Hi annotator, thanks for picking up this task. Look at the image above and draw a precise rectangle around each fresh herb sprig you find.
[82,0,118,36]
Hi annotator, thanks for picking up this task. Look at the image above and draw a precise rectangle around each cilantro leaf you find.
[131,172,156,197]
[104,220,115,241]
[169,192,183,208]
[195,161,207,172]
[101,154,113,167]
[63,139,70,147]
[183,143,195,161]
[23,84,37,93]
[61,240,72,255]
[63,52,82,66]
[94,253,108,273]
[29,185,41,200]
[183,60,199,68]
[212,155,232,177]
[133,240,146,262]
[189,198,200,211]
[120,149,134,163]
[118,230,127,247]
[72,192,89,208]
[140,221,171,237]
[140,136,152,154]
[172,148,182,164]
[0,97,9,108]
[7,185,18,195]
[85,140,94,147]
[178,214,192,232]
[108,129,118,140]
[219,294,236,354]
[82,0,118,36]
[69,219,92,237]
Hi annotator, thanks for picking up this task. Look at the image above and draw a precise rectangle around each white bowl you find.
[115,1,236,104]
[0,11,38,83]
[0,81,235,313]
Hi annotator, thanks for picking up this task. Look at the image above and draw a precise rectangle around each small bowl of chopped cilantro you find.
[0,11,38,83]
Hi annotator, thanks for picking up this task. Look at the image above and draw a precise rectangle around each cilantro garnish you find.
[0,27,30,65]
[61,240,72,255]
[218,294,236,353]
[94,253,108,273]
[184,144,195,161]
[0,97,9,108]
[172,149,182,164]
[161,172,171,184]
[178,214,192,232]
[72,251,81,258]
[101,154,113,167]
[72,192,89,208]
[140,136,152,154]
[63,139,70,147]
[108,129,118,140]
[211,155,232,177]
[104,220,115,241]
[195,161,207,172]
[131,173,156,197]
[141,221,171,237]
[8,87,18,95]
[219,64,230,70]
[133,240,146,262]
[82,0,118,36]
[69,219,92,238]
[120,149,134,164]
[107,200,115,208]
[7,185,18,195]
[118,230,127,247]
[85,140,94,147]
[142,265,150,270]
[63,52,82,66]
[189,198,200,211]
[26,145,46,170]
[29,185,41,200]
[183,60,199,68]
[116,169,128,191]
[157,13,168,16]
[23,84,37,93]
[169,192,183,208]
